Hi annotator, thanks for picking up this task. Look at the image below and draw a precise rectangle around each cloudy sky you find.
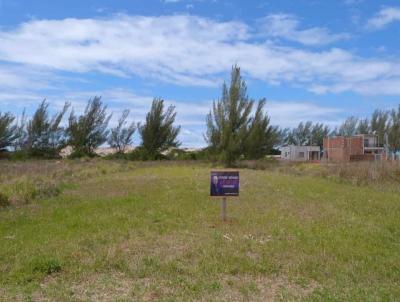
[1,0,400,147]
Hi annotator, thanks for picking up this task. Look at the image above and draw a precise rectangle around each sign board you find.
[210,171,239,197]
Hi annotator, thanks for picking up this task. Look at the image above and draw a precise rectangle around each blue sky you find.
[1,0,400,147]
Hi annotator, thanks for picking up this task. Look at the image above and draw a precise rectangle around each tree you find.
[108,109,136,153]
[388,105,400,155]
[357,118,370,135]
[370,109,389,144]
[284,122,329,146]
[0,112,18,152]
[139,98,180,158]
[206,66,262,166]
[286,121,313,146]
[26,100,70,157]
[67,96,111,156]
[338,116,358,136]
[310,123,330,146]
[244,99,280,159]
[13,110,27,151]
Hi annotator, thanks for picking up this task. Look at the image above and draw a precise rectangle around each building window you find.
[299,152,305,158]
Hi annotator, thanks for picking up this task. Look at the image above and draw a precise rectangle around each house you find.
[280,145,321,161]
[323,134,385,162]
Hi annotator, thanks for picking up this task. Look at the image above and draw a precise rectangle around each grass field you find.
[0,160,399,301]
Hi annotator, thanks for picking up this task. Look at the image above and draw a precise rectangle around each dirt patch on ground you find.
[216,274,319,302]
[32,272,173,301]
[31,272,318,301]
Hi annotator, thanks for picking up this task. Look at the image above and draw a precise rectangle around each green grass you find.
[0,160,399,301]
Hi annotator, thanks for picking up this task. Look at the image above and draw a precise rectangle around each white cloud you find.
[310,77,400,96]
[0,65,52,90]
[268,101,342,128]
[0,14,399,97]
[258,14,350,46]
[367,7,400,30]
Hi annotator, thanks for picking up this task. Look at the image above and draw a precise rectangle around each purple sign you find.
[210,171,239,197]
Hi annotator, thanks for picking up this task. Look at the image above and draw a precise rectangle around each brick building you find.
[323,134,385,162]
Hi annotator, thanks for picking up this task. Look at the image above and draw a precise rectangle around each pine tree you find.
[108,109,136,153]
[139,98,180,158]
[26,100,69,157]
[370,109,389,144]
[67,96,111,156]
[244,99,279,159]
[338,116,358,136]
[0,112,18,152]
[356,118,370,135]
[388,105,400,155]
[310,123,330,146]
[205,65,278,165]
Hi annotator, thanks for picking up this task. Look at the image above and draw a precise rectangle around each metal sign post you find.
[221,197,227,221]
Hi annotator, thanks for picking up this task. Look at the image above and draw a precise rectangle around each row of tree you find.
[0,66,282,165]
[0,97,180,159]
[282,109,400,154]
[1,65,399,165]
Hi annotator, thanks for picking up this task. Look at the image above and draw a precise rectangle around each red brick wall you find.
[323,136,363,162]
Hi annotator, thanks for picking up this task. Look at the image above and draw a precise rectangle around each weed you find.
[0,191,10,207]
[31,258,62,275]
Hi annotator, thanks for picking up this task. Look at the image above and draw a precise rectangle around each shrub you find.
[10,150,29,161]
[4,180,62,206]
[12,181,38,204]
[167,149,197,160]
[0,192,10,207]
[127,147,166,161]
[68,149,96,159]
[237,158,279,170]
[104,152,129,160]
[32,257,62,275]
[35,181,61,199]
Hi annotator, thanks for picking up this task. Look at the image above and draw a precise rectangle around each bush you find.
[237,158,279,170]
[167,149,198,160]
[3,180,62,206]
[9,150,29,161]
[12,181,38,204]
[104,152,129,160]
[35,181,62,199]
[0,151,11,160]
[32,257,62,275]
[127,147,166,161]
[68,149,96,159]
[0,192,10,207]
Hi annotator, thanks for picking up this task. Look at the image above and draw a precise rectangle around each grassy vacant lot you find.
[0,160,399,301]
